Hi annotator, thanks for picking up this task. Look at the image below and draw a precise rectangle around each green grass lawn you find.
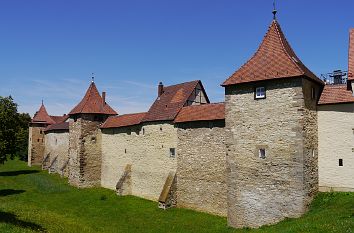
[0,159,353,233]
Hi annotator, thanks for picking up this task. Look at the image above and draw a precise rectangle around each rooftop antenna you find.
[272,0,277,20]
[91,73,95,83]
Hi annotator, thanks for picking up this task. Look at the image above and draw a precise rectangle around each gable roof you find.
[222,20,323,86]
[44,122,69,132]
[32,104,56,124]
[142,80,209,122]
[50,115,69,124]
[69,82,117,116]
[174,103,225,123]
[348,29,354,81]
[101,112,146,129]
[318,84,354,105]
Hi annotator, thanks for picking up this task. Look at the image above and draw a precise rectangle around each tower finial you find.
[272,0,277,20]
[41,99,43,105]
[91,73,95,83]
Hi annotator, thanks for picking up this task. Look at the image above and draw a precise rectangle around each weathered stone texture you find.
[225,78,320,228]
[68,115,102,188]
[101,122,177,201]
[44,131,69,176]
[176,120,227,216]
[318,103,354,191]
[28,125,46,166]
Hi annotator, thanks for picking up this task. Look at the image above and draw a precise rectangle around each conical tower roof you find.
[222,19,323,86]
[69,81,117,116]
[32,103,56,124]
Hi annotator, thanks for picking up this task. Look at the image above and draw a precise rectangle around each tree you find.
[0,96,31,164]
[16,113,31,161]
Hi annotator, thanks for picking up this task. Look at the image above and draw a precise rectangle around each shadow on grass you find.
[0,211,46,232]
[0,170,39,176]
[0,189,25,197]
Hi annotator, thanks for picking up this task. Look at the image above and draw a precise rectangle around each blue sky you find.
[1,0,353,116]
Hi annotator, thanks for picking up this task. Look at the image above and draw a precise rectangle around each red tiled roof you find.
[44,122,69,132]
[50,115,69,123]
[174,103,225,123]
[69,82,117,116]
[318,85,354,105]
[101,112,146,129]
[222,20,323,86]
[348,29,354,81]
[32,104,56,124]
[142,80,209,122]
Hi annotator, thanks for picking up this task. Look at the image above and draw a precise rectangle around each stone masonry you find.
[28,125,46,166]
[101,121,178,201]
[176,120,227,216]
[68,115,103,188]
[225,78,321,228]
[44,130,69,176]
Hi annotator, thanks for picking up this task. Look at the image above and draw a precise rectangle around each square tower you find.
[67,80,117,188]
[28,103,56,166]
[222,19,324,228]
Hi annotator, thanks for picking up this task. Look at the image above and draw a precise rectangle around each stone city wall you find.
[44,130,69,176]
[101,121,177,201]
[176,120,227,216]
[318,103,354,191]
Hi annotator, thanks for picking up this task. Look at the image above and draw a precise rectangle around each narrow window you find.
[311,87,316,100]
[37,139,40,142]
[125,149,127,154]
[312,149,315,157]
[142,128,145,135]
[169,148,176,158]
[259,149,266,159]
[255,87,266,99]
[160,126,162,131]
[339,159,343,166]
[40,130,43,134]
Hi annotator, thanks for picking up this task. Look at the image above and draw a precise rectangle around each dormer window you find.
[255,87,266,99]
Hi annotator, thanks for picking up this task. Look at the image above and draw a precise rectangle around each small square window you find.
[255,87,266,99]
[339,159,343,166]
[169,148,176,158]
[259,149,266,159]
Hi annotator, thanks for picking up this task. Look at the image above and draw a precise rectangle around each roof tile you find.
[174,103,225,123]
[348,29,354,80]
[44,122,69,132]
[69,82,117,116]
[32,104,56,124]
[222,20,323,86]
[101,112,146,129]
[142,80,209,122]
[318,84,354,105]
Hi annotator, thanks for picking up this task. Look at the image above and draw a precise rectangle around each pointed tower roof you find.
[32,103,56,124]
[222,19,323,86]
[348,29,354,81]
[69,81,117,116]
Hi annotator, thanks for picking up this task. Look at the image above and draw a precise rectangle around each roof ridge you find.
[164,80,199,88]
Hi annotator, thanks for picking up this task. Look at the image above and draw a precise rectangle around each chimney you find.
[158,82,164,97]
[102,92,106,105]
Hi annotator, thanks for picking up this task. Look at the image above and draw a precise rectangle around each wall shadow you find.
[0,189,25,197]
[0,170,39,176]
[0,211,46,232]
